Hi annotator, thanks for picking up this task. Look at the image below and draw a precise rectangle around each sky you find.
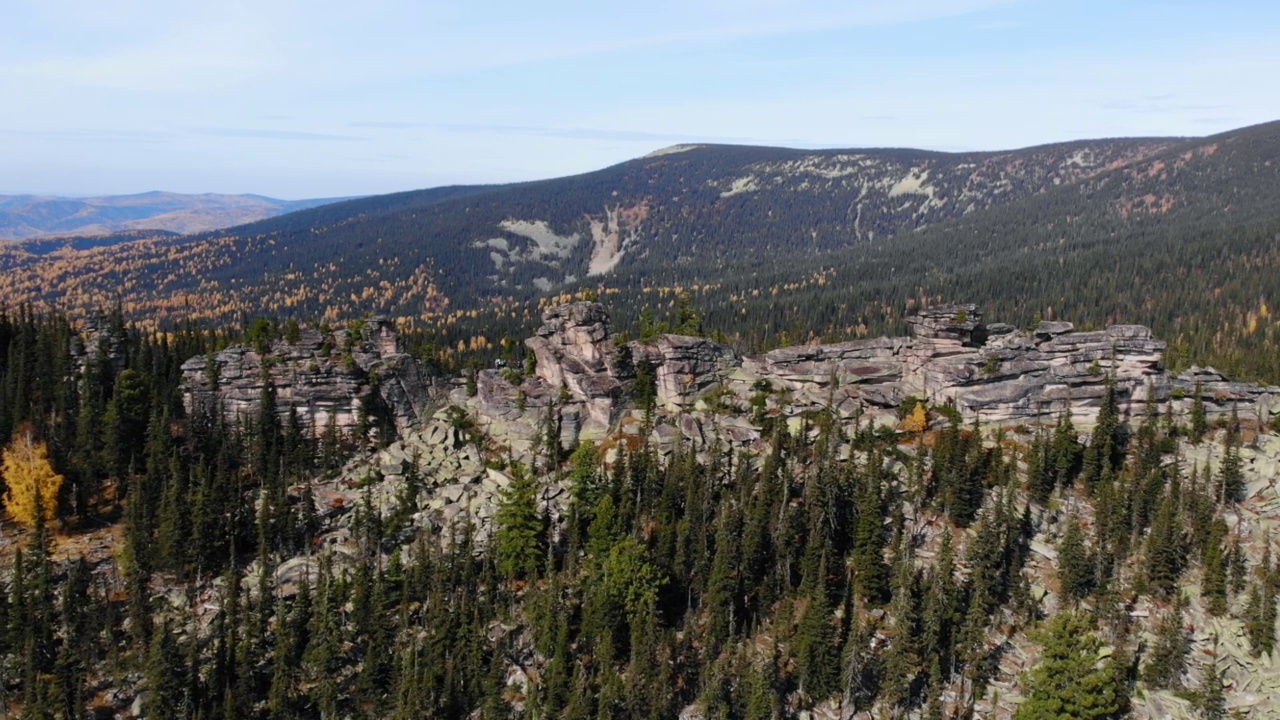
[2,0,1279,198]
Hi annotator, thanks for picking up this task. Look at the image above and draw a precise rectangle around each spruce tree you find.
[1058,517,1095,602]
[144,619,189,719]
[492,463,545,581]
[1189,383,1208,445]
[1141,594,1189,690]
[1201,518,1230,615]
[1218,403,1244,503]
[850,473,889,604]
[1146,488,1186,598]
[1198,656,1226,720]
[1013,612,1123,720]
[1244,575,1278,657]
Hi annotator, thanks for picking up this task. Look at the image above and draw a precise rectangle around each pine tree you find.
[1050,412,1083,489]
[1141,594,1189,690]
[1201,518,1230,615]
[492,463,545,580]
[1081,376,1123,491]
[1197,656,1226,720]
[1218,404,1244,503]
[793,591,838,702]
[1189,383,1208,444]
[850,472,889,604]
[1013,612,1123,720]
[1244,571,1278,657]
[880,541,923,712]
[144,619,189,719]
[1146,487,1186,598]
[1058,517,1094,602]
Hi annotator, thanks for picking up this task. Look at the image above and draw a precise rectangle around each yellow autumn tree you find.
[3,427,64,527]
[900,402,929,434]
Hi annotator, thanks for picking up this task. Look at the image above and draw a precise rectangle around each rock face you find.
[632,334,738,409]
[471,302,1278,453]
[181,318,431,439]
[71,314,128,377]
[523,302,628,434]
[737,305,1280,427]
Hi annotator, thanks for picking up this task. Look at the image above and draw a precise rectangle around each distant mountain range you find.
[0,191,344,240]
[3,120,1280,379]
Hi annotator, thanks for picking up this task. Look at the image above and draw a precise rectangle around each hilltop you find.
[0,135,1173,323]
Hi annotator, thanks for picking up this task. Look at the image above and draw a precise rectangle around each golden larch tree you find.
[3,427,64,527]
[900,402,929,434]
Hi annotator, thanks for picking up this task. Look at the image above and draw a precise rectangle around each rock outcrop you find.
[523,302,628,434]
[632,334,738,410]
[181,318,431,439]
[470,302,1278,456]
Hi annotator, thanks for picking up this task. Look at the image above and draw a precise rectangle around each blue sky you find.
[3,0,1279,198]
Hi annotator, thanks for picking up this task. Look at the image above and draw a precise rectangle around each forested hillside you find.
[0,136,1172,328]
[2,304,1279,719]
[3,123,1280,381]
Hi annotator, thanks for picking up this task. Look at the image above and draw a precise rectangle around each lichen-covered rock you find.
[907,303,983,343]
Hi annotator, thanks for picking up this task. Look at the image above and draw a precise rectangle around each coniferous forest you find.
[0,300,1276,720]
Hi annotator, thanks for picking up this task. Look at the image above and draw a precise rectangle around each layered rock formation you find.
[739,305,1277,426]
[180,318,431,438]
[632,334,738,409]
[470,302,1278,456]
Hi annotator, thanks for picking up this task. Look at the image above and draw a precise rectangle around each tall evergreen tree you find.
[492,463,545,581]
[1058,517,1094,602]
[1013,612,1124,720]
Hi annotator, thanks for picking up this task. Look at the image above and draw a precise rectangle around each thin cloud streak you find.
[181,127,368,142]
[351,121,758,144]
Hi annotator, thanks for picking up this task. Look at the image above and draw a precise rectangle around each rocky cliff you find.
[180,318,432,439]
[468,302,1278,459]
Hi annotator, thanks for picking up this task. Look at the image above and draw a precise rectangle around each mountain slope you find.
[646,120,1280,381]
[0,136,1174,324]
[0,191,344,240]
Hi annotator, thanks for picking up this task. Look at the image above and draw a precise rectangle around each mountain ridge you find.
[0,190,347,240]
[4,121,1280,380]
[0,131,1183,323]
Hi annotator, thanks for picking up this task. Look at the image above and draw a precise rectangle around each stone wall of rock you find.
[180,318,432,439]
[632,334,738,410]
[471,302,1278,454]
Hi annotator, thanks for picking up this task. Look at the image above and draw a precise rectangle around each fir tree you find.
[1057,517,1095,602]
[1013,612,1124,720]
[492,463,545,580]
